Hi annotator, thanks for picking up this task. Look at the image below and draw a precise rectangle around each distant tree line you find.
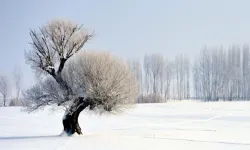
[128,45,250,102]
[0,67,26,106]
[193,45,250,101]
[2,44,250,106]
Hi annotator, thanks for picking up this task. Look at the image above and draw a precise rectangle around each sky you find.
[1,0,250,90]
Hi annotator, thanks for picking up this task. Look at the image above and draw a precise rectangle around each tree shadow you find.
[0,135,60,140]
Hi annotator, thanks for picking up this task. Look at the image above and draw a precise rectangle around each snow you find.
[46,66,55,70]
[1,101,250,150]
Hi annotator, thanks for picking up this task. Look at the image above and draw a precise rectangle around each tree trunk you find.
[62,97,92,135]
[3,96,6,107]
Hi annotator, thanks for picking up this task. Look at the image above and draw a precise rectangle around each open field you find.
[0,101,250,150]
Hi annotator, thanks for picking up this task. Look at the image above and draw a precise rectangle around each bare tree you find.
[24,19,138,135]
[242,45,250,99]
[193,46,232,101]
[163,60,173,100]
[150,54,164,96]
[192,48,211,101]
[193,60,202,99]
[184,57,190,99]
[0,75,10,107]
[144,55,151,95]
[128,59,143,102]
[148,54,164,94]
[13,66,22,101]
[172,55,190,100]
[143,54,164,102]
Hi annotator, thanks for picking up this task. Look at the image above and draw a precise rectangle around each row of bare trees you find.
[129,45,250,102]
[193,45,250,101]
[3,48,250,104]
[129,53,190,103]
[0,67,23,106]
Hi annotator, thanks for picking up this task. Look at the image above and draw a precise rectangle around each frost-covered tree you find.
[142,54,165,102]
[192,48,211,101]
[0,75,10,107]
[242,45,250,99]
[172,55,190,100]
[144,54,164,95]
[24,19,138,135]
[163,59,173,100]
[143,55,151,95]
[193,46,234,101]
[13,66,22,101]
[128,59,143,100]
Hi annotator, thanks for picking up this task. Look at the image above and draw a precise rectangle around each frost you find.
[45,66,55,71]
[47,66,54,69]
[77,87,86,98]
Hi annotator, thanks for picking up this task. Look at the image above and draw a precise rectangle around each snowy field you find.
[0,101,250,150]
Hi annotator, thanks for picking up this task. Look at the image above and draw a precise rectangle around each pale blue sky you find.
[1,0,250,89]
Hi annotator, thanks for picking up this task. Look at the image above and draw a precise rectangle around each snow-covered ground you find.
[0,101,250,150]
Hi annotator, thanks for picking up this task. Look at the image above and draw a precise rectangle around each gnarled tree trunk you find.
[62,97,93,135]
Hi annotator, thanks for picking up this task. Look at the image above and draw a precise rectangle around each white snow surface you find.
[0,101,250,150]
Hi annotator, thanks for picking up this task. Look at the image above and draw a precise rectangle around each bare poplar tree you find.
[172,55,190,100]
[0,75,10,107]
[242,45,250,99]
[163,60,173,100]
[128,59,143,101]
[193,60,202,99]
[142,54,165,102]
[147,54,164,102]
[144,55,150,95]
[227,45,241,101]
[13,67,22,101]
[193,46,231,101]
[184,56,190,99]
[148,54,164,95]
[193,48,212,101]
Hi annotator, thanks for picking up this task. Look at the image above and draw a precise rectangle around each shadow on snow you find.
[0,135,61,140]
